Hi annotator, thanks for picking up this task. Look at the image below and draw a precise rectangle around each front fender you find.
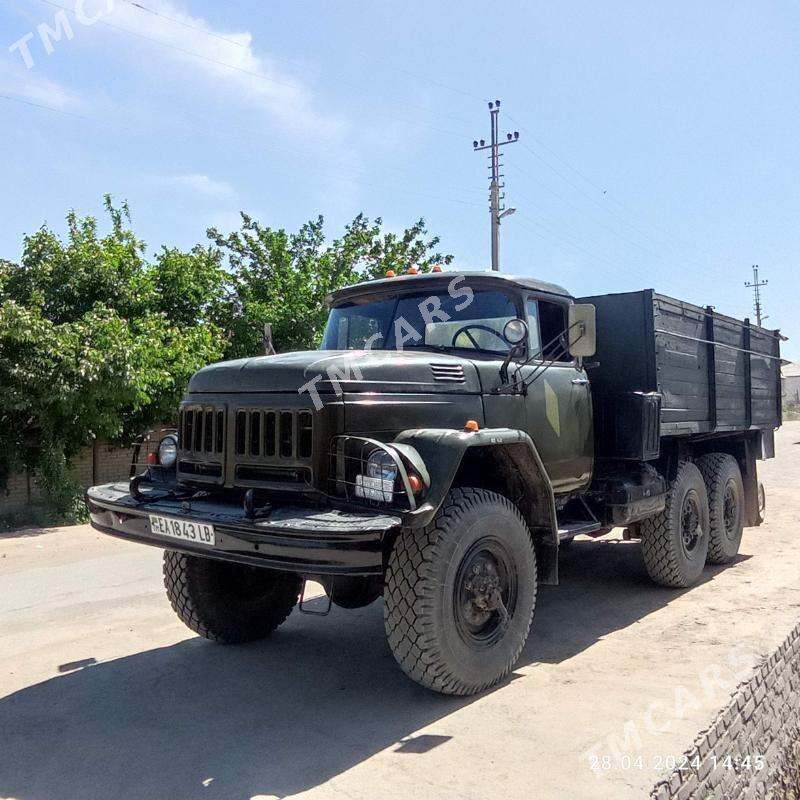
[393,427,557,538]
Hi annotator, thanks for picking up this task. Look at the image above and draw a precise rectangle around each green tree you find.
[0,198,226,517]
[209,212,452,357]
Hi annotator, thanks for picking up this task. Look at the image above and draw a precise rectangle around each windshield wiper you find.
[401,343,504,356]
[399,343,451,353]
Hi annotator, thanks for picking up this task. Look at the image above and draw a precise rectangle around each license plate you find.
[149,515,215,545]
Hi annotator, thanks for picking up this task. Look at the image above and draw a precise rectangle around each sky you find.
[1,0,798,358]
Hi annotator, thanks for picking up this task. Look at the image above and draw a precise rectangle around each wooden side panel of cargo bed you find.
[653,296,711,432]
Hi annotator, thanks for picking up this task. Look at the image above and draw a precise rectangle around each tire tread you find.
[383,487,536,695]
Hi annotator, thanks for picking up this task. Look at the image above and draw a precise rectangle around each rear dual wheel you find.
[697,453,745,565]
[641,454,746,587]
[641,461,710,588]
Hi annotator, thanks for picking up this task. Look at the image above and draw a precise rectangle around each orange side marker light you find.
[464,420,480,432]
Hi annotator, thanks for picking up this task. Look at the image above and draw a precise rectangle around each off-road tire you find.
[697,453,744,565]
[384,487,537,695]
[640,461,710,588]
[163,551,301,643]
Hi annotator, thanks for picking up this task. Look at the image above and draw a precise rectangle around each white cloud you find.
[163,173,235,197]
[105,0,346,138]
[0,60,85,111]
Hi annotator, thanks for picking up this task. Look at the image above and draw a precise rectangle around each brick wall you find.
[0,426,173,518]
[651,621,800,800]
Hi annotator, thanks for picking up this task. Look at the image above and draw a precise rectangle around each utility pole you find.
[473,100,519,271]
[745,264,768,326]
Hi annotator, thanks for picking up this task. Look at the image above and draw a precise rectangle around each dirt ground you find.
[2,423,800,800]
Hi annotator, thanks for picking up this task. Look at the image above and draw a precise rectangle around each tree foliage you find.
[208,212,452,357]
[0,198,451,518]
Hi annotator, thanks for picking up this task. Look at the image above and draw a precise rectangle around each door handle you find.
[571,378,590,386]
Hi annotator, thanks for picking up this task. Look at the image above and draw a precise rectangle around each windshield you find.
[321,288,520,354]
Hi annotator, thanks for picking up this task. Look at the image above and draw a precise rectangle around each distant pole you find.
[745,265,768,326]
[473,100,519,271]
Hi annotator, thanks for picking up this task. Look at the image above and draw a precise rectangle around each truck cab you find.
[86,270,780,696]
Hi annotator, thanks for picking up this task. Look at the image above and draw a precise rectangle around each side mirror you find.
[503,318,529,347]
[568,304,596,358]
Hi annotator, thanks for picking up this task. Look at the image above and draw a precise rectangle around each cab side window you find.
[537,300,573,363]
[526,299,542,357]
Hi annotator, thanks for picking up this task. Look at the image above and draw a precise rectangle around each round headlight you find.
[157,435,178,468]
[366,449,397,482]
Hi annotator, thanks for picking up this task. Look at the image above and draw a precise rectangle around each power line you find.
[37,0,304,93]
[515,212,637,276]
[0,93,93,121]
[504,112,723,266]
[35,0,478,143]
[507,161,659,257]
[117,0,248,48]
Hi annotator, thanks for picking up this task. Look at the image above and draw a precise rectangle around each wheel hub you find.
[681,492,702,555]
[455,543,515,647]
[462,558,508,626]
[723,483,737,537]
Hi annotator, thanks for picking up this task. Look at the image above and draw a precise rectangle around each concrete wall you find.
[651,621,800,800]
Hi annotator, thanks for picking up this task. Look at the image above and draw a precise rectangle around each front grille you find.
[180,406,225,456]
[234,409,313,461]
[430,363,465,383]
[177,404,226,484]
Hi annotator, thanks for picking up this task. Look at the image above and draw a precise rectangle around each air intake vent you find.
[430,363,466,383]
[179,406,225,456]
[234,409,313,461]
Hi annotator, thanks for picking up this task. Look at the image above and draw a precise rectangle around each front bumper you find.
[86,483,401,576]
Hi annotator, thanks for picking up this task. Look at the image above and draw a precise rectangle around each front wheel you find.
[163,552,301,643]
[384,487,537,695]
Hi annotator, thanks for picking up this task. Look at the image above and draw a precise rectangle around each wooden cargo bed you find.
[578,290,782,445]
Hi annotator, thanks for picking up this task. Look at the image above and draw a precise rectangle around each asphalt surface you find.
[2,422,800,800]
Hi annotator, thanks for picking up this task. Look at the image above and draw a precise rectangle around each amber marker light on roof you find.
[407,266,419,274]
[385,270,396,277]
[464,420,480,432]
[431,264,443,272]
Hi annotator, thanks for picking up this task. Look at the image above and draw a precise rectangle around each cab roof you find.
[327,270,572,306]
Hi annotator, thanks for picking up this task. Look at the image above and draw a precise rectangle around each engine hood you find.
[187,350,482,395]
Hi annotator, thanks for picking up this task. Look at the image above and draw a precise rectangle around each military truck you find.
[86,271,782,695]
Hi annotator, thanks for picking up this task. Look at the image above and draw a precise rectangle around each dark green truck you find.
[86,271,782,695]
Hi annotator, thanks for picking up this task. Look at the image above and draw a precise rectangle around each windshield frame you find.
[321,284,526,357]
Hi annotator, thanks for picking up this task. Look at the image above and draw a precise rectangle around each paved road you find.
[3,423,800,800]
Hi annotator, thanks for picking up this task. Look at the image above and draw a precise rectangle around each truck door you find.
[523,297,593,493]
